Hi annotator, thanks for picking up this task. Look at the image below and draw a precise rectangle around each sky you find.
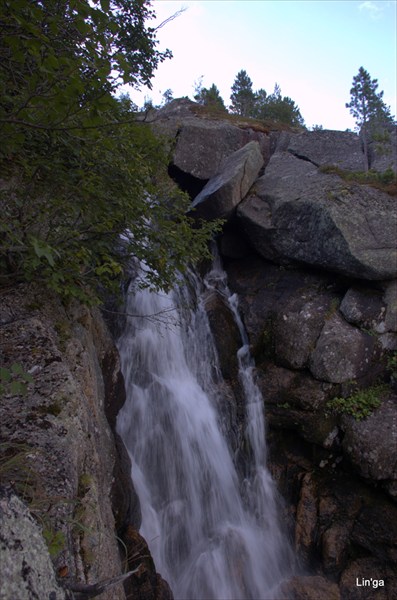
[124,0,397,131]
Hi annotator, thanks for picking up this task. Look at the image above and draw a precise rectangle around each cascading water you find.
[117,254,293,599]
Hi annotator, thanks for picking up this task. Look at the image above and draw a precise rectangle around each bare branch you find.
[154,7,187,31]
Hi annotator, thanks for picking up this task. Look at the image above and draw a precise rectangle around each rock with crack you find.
[286,129,366,171]
[190,141,264,221]
[237,151,397,280]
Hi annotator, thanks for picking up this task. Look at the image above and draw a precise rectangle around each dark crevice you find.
[168,164,208,200]
[287,150,320,168]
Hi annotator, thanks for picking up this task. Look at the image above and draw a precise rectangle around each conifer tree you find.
[195,83,226,111]
[346,67,394,169]
[230,70,256,116]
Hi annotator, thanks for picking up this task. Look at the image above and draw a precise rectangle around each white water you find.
[117,258,293,599]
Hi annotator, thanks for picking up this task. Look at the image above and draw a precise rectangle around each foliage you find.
[195,83,227,112]
[0,0,221,303]
[326,385,387,420]
[230,70,256,116]
[346,67,395,170]
[346,67,394,133]
[253,83,305,127]
[0,363,33,396]
[162,88,174,105]
[320,165,397,196]
[229,71,305,127]
[387,353,397,383]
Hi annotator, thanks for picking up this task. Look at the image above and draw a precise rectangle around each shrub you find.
[326,385,387,420]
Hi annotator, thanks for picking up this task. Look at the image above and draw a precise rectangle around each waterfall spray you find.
[117,257,293,599]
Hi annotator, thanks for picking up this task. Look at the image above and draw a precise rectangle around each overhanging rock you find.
[190,141,264,221]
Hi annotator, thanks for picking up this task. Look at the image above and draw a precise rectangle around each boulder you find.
[341,395,397,486]
[151,99,270,182]
[237,151,397,280]
[340,287,386,332]
[0,487,67,600]
[309,313,376,383]
[190,141,264,220]
[287,129,366,171]
[273,293,338,370]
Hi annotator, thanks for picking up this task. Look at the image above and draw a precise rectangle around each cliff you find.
[1,98,396,599]
[151,99,397,598]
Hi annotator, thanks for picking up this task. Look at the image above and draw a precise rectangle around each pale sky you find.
[125,0,397,131]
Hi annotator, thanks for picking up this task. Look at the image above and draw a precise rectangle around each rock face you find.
[190,141,264,220]
[369,124,397,172]
[0,284,171,600]
[285,129,366,170]
[237,151,397,280]
[0,488,67,600]
[150,98,271,196]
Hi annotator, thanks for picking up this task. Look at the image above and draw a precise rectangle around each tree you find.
[230,70,256,116]
[253,83,305,127]
[0,0,220,302]
[162,89,174,105]
[346,67,394,169]
[195,83,226,112]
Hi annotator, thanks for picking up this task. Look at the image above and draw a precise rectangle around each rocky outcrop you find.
[237,151,397,280]
[150,98,271,197]
[285,129,366,171]
[0,283,171,600]
[190,141,264,220]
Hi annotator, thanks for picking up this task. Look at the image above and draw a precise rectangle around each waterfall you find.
[116,256,293,600]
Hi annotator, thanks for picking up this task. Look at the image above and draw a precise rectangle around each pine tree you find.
[346,67,394,169]
[230,70,256,116]
[195,83,226,111]
[253,83,305,127]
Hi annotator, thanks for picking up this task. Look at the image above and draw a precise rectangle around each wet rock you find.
[203,289,241,380]
[321,523,351,574]
[190,141,264,220]
[295,473,318,566]
[309,313,376,383]
[237,151,397,280]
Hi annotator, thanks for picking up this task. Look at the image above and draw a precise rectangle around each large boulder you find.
[190,141,264,220]
[341,395,397,489]
[309,313,376,383]
[151,99,270,182]
[237,151,397,280]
